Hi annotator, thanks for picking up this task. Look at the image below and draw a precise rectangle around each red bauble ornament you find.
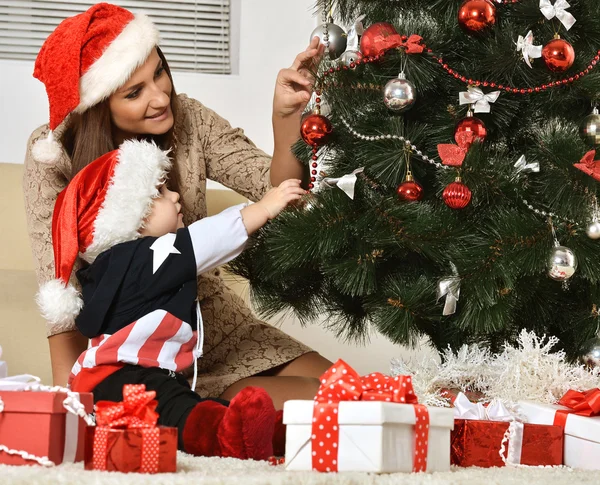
[360,22,403,58]
[458,0,497,34]
[443,178,472,209]
[301,113,333,146]
[397,175,423,201]
[455,114,487,144]
[542,37,575,73]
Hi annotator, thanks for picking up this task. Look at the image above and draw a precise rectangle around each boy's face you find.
[140,185,184,237]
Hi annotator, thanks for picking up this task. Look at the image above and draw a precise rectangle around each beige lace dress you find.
[23,93,313,398]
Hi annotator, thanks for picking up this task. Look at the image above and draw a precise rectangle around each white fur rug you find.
[0,453,598,485]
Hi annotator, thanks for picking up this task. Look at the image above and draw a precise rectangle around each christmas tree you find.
[229,0,600,361]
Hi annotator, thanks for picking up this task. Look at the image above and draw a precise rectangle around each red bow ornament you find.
[93,384,161,473]
[437,131,476,167]
[399,35,425,54]
[573,150,600,182]
[311,359,429,473]
[553,388,600,428]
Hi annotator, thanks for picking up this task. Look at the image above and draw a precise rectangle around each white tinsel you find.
[390,330,600,407]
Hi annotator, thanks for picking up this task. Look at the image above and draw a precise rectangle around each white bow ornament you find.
[322,167,364,199]
[514,155,540,175]
[516,31,543,69]
[459,86,501,113]
[539,0,576,31]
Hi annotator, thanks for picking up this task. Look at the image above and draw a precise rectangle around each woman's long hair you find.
[61,47,180,190]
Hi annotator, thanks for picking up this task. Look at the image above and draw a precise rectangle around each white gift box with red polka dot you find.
[283,400,454,473]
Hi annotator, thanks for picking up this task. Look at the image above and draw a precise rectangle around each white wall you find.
[0,0,432,375]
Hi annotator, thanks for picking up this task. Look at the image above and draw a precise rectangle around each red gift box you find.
[0,390,93,466]
[83,384,177,473]
[451,419,563,467]
[84,425,177,473]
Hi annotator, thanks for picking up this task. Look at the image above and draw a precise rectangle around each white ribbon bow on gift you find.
[454,392,525,466]
[516,31,543,69]
[514,154,540,175]
[346,14,365,51]
[459,86,501,113]
[322,167,365,199]
[0,374,41,391]
[539,0,576,31]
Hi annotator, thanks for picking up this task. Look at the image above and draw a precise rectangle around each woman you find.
[23,3,332,409]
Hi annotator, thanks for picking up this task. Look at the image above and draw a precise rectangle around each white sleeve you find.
[187,203,249,275]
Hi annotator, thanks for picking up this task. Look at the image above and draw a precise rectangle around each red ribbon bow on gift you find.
[573,150,600,182]
[93,384,161,473]
[95,384,159,428]
[437,132,477,167]
[311,359,429,473]
[399,34,425,54]
[552,388,600,429]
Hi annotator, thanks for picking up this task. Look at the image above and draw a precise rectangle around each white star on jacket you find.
[150,233,181,274]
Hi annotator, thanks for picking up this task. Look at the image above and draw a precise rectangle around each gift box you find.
[451,419,563,467]
[84,384,177,473]
[84,425,177,473]
[285,400,454,473]
[284,359,454,473]
[519,392,600,470]
[0,386,93,466]
[451,392,563,468]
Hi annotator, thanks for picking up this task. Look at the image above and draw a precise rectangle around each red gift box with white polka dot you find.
[283,359,454,473]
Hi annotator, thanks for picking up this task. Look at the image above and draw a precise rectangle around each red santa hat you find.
[36,139,172,326]
[32,3,159,163]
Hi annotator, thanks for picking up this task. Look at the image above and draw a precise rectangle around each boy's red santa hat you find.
[36,139,171,326]
[32,3,159,163]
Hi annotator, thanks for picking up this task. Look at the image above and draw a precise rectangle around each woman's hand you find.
[272,36,324,119]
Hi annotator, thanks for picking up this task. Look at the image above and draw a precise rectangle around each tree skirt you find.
[0,453,597,485]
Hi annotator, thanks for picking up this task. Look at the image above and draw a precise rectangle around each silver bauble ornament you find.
[339,50,362,67]
[548,245,578,281]
[582,107,600,146]
[583,341,600,368]
[383,72,416,112]
[586,220,600,239]
[310,23,347,60]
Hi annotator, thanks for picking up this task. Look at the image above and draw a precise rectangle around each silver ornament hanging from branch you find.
[582,107,600,146]
[383,72,417,112]
[585,196,600,240]
[548,245,577,281]
[310,18,347,60]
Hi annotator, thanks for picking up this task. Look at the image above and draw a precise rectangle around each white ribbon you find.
[459,86,501,114]
[0,374,41,391]
[322,167,364,199]
[454,392,524,466]
[516,31,543,69]
[346,14,365,51]
[540,0,576,31]
[437,276,460,316]
[514,155,540,174]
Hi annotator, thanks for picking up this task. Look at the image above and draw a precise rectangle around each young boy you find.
[36,139,305,460]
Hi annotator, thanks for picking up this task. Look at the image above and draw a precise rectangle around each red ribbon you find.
[553,388,600,429]
[573,150,600,182]
[311,359,429,473]
[399,35,425,54]
[93,384,161,473]
[437,132,476,167]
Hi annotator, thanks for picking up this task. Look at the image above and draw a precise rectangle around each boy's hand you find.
[257,179,306,219]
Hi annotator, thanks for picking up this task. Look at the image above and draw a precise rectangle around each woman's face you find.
[109,49,174,142]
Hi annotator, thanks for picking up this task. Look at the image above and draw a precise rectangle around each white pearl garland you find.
[339,116,451,171]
